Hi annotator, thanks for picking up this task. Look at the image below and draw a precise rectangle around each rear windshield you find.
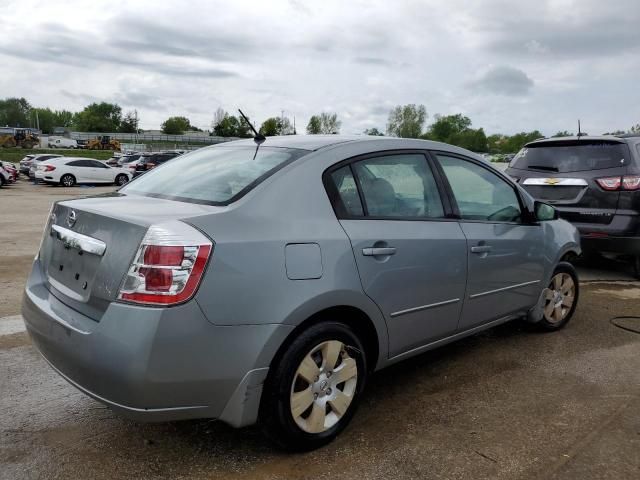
[510,141,627,172]
[121,146,306,205]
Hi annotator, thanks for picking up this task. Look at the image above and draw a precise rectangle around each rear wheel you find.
[260,321,367,451]
[60,174,76,187]
[537,262,579,331]
[115,174,128,186]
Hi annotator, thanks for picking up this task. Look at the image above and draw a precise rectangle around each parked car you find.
[48,137,79,149]
[133,151,182,177]
[24,154,64,180]
[506,135,640,277]
[22,136,580,451]
[114,153,143,167]
[0,164,11,186]
[35,157,132,186]
[1,161,18,182]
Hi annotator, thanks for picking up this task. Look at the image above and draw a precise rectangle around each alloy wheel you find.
[290,340,358,434]
[543,272,575,324]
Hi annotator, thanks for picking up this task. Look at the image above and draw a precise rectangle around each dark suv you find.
[506,135,640,277]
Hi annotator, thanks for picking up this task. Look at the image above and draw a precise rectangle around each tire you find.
[115,174,128,186]
[260,321,367,451]
[536,262,579,331]
[60,174,76,187]
[633,256,640,280]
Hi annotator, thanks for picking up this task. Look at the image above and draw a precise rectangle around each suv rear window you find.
[510,141,627,172]
[121,146,306,205]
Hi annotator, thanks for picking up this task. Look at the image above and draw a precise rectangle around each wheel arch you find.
[265,303,386,376]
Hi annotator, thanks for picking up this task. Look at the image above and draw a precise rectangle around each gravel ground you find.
[1,180,639,479]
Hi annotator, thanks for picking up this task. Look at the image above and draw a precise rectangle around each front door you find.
[435,154,545,330]
[326,152,468,358]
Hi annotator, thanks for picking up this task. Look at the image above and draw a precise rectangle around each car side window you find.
[352,154,444,218]
[437,154,522,223]
[89,160,108,168]
[330,166,364,217]
[67,160,85,167]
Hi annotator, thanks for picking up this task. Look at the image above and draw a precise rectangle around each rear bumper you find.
[21,259,291,426]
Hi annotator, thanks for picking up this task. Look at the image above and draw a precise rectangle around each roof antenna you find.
[238,109,265,160]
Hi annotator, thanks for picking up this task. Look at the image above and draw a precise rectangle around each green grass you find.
[0,148,113,163]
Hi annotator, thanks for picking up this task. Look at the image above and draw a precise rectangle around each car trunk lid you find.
[39,193,221,321]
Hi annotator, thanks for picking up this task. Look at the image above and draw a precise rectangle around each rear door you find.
[435,153,545,330]
[508,140,630,229]
[87,160,113,183]
[67,160,95,182]
[325,151,468,358]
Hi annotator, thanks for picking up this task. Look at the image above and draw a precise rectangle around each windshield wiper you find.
[527,165,559,172]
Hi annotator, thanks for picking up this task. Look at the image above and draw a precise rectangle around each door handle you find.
[470,245,492,254]
[362,247,396,256]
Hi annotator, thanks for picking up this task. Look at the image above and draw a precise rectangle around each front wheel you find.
[260,322,367,451]
[60,174,76,187]
[537,262,579,331]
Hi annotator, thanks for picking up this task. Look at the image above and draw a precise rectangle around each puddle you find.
[610,317,640,335]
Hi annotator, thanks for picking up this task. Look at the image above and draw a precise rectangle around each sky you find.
[1,0,639,135]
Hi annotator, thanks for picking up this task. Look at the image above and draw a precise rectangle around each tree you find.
[307,115,322,134]
[552,130,573,137]
[74,102,122,132]
[421,114,487,152]
[119,111,138,133]
[630,124,640,134]
[212,112,252,137]
[386,104,427,138]
[260,116,294,136]
[31,107,76,133]
[0,97,31,127]
[211,107,227,131]
[307,112,341,134]
[363,127,384,136]
[424,114,471,142]
[161,116,191,135]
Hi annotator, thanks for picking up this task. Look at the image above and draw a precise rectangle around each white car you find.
[48,137,79,149]
[35,157,132,187]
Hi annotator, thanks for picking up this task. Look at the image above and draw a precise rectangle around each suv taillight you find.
[596,175,640,191]
[117,221,213,306]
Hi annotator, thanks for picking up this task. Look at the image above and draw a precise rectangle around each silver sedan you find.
[22,135,580,450]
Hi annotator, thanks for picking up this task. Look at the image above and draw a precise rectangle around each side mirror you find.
[535,201,558,221]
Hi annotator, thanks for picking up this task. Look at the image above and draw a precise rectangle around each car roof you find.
[526,135,627,147]
[214,134,482,154]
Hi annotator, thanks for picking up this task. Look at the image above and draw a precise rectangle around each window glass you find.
[510,141,626,172]
[67,160,84,167]
[438,155,522,222]
[352,154,444,218]
[330,166,363,216]
[89,160,108,168]
[121,146,305,205]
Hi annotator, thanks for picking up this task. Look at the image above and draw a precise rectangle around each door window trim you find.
[323,149,457,222]
[430,150,532,225]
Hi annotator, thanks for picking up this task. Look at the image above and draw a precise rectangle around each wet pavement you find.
[1,181,639,479]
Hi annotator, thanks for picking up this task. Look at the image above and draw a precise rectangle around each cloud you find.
[468,66,534,96]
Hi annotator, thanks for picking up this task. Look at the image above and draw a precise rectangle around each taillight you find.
[622,175,640,190]
[44,165,56,172]
[117,221,213,306]
[596,177,621,190]
[596,176,640,191]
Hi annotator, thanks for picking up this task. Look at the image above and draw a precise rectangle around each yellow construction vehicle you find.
[0,129,40,149]
[86,135,121,151]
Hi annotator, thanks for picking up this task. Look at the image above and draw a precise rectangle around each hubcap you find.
[290,340,358,434]
[543,273,575,323]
